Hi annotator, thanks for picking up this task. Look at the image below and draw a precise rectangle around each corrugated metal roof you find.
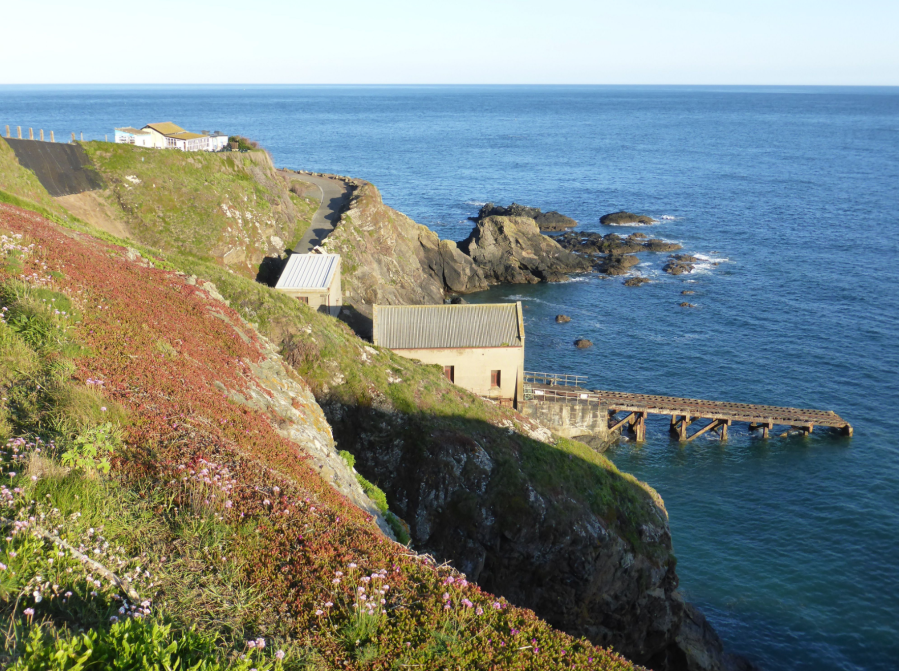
[374,303,523,349]
[142,122,187,136]
[275,254,339,291]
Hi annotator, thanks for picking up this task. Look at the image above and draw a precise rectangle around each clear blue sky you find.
[2,0,897,85]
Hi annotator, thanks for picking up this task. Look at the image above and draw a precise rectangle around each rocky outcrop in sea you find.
[459,215,591,284]
[473,202,578,231]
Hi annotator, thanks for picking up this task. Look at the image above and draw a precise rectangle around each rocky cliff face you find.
[459,215,592,284]
[322,182,487,324]
[323,400,748,671]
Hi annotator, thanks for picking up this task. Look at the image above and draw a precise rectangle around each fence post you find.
[4,125,8,138]
[80,132,84,142]
[105,134,108,142]
[71,132,75,143]
[50,131,55,143]
[40,129,44,141]
[29,128,34,140]
[17,126,22,139]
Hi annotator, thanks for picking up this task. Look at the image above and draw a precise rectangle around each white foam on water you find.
[465,200,487,207]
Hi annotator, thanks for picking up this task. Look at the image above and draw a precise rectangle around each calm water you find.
[2,85,898,670]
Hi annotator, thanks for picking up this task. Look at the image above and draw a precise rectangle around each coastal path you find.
[279,171,353,253]
[523,372,853,442]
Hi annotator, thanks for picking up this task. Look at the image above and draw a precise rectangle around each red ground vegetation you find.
[0,203,638,670]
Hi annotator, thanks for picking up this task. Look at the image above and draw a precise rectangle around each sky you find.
[2,0,897,85]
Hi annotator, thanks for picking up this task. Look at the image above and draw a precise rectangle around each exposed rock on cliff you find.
[459,215,591,284]
[322,182,487,324]
[475,202,578,231]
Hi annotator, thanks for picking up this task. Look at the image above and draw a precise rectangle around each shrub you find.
[61,422,118,474]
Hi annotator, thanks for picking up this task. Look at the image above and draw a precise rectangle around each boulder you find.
[664,260,694,275]
[670,253,698,262]
[459,215,591,285]
[643,239,682,253]
[574,339,593,348]
[624,277,651,287]
[600,211,656,226]
[450,296,468,304]
[681,290,695,295]
[680,302,697,308]
[439,239,489,293]
[597,254,640,275]
[555,314,571,323]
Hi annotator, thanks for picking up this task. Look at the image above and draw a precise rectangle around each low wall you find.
[520,400,610,442]
[4,138,104,197]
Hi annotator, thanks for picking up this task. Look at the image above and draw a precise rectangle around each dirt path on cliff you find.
[280,171,352,253]
[54,190,133,241]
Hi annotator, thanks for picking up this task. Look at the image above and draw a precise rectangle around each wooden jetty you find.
[523,373,852,442]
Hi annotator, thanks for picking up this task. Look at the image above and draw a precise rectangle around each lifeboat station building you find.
[274,252,342,316]
[372,302,525,408]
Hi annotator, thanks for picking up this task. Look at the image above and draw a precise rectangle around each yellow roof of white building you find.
[115,127,151,135]
[373,303,523,349]
[275,253,340,291]
[142,122,187,136]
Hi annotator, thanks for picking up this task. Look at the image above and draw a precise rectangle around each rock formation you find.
[601,211,657,226]
[474,202,578,231]
[575,339,594,348]
[322,182,488,325]
[459,215,591,284]
[624,277,652,287]
[556,314,571,323]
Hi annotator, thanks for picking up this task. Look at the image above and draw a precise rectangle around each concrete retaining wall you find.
[4,139,104,197]
[519,400,610,442]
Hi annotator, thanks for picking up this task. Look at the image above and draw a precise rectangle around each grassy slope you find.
[79,142,316,274]
[0,204,640,670]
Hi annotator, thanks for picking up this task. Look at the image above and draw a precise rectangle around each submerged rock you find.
[574,338,593,348]
[597,254,640,275]
[459,215,590,285]
[624,277,652,287]
[600,211,657,226]
[555,314,571,323]
[664,260,695,275]
[681,290,695,295]
[680,302,697,308]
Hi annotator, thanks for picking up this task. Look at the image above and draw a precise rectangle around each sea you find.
[1,85,897,671]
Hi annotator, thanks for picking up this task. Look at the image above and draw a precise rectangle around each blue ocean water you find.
[2,85,898,670]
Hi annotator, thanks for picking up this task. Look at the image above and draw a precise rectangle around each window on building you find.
[444,366,454,383]
[490,370,501,387]
[297,296,309,304]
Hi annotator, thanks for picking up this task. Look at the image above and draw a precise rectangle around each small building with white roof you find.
[274,253,342,316]
[372,302,525,407]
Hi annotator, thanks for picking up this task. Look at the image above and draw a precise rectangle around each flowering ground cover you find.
[0,202,641,670]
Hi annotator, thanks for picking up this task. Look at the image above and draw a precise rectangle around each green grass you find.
[79,142,315,274]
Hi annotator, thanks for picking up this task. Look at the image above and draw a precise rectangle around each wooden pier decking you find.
[523,373,852,442]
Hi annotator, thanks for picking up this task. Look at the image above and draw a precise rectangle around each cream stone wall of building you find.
[391,346,524,405]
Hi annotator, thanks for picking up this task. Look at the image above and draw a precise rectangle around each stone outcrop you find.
[325,399,753,671]
[322,182,488,324]
[474,202,578,231]
[624,277,652,287]
[575,338,593,348]
[556,314,571,323]
[601,211,657,226]
[459,215,591,284]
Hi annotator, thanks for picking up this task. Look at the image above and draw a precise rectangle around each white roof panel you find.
[275,253,339,291]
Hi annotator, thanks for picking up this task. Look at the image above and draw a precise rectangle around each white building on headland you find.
[114,127,154,147]
[113,122,230,152]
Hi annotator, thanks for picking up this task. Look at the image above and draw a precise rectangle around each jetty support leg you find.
[609,412,635,433]
[634,412,647,442]
[686,419,722,443]
[719,420,731,441]
[842,424,853,437]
